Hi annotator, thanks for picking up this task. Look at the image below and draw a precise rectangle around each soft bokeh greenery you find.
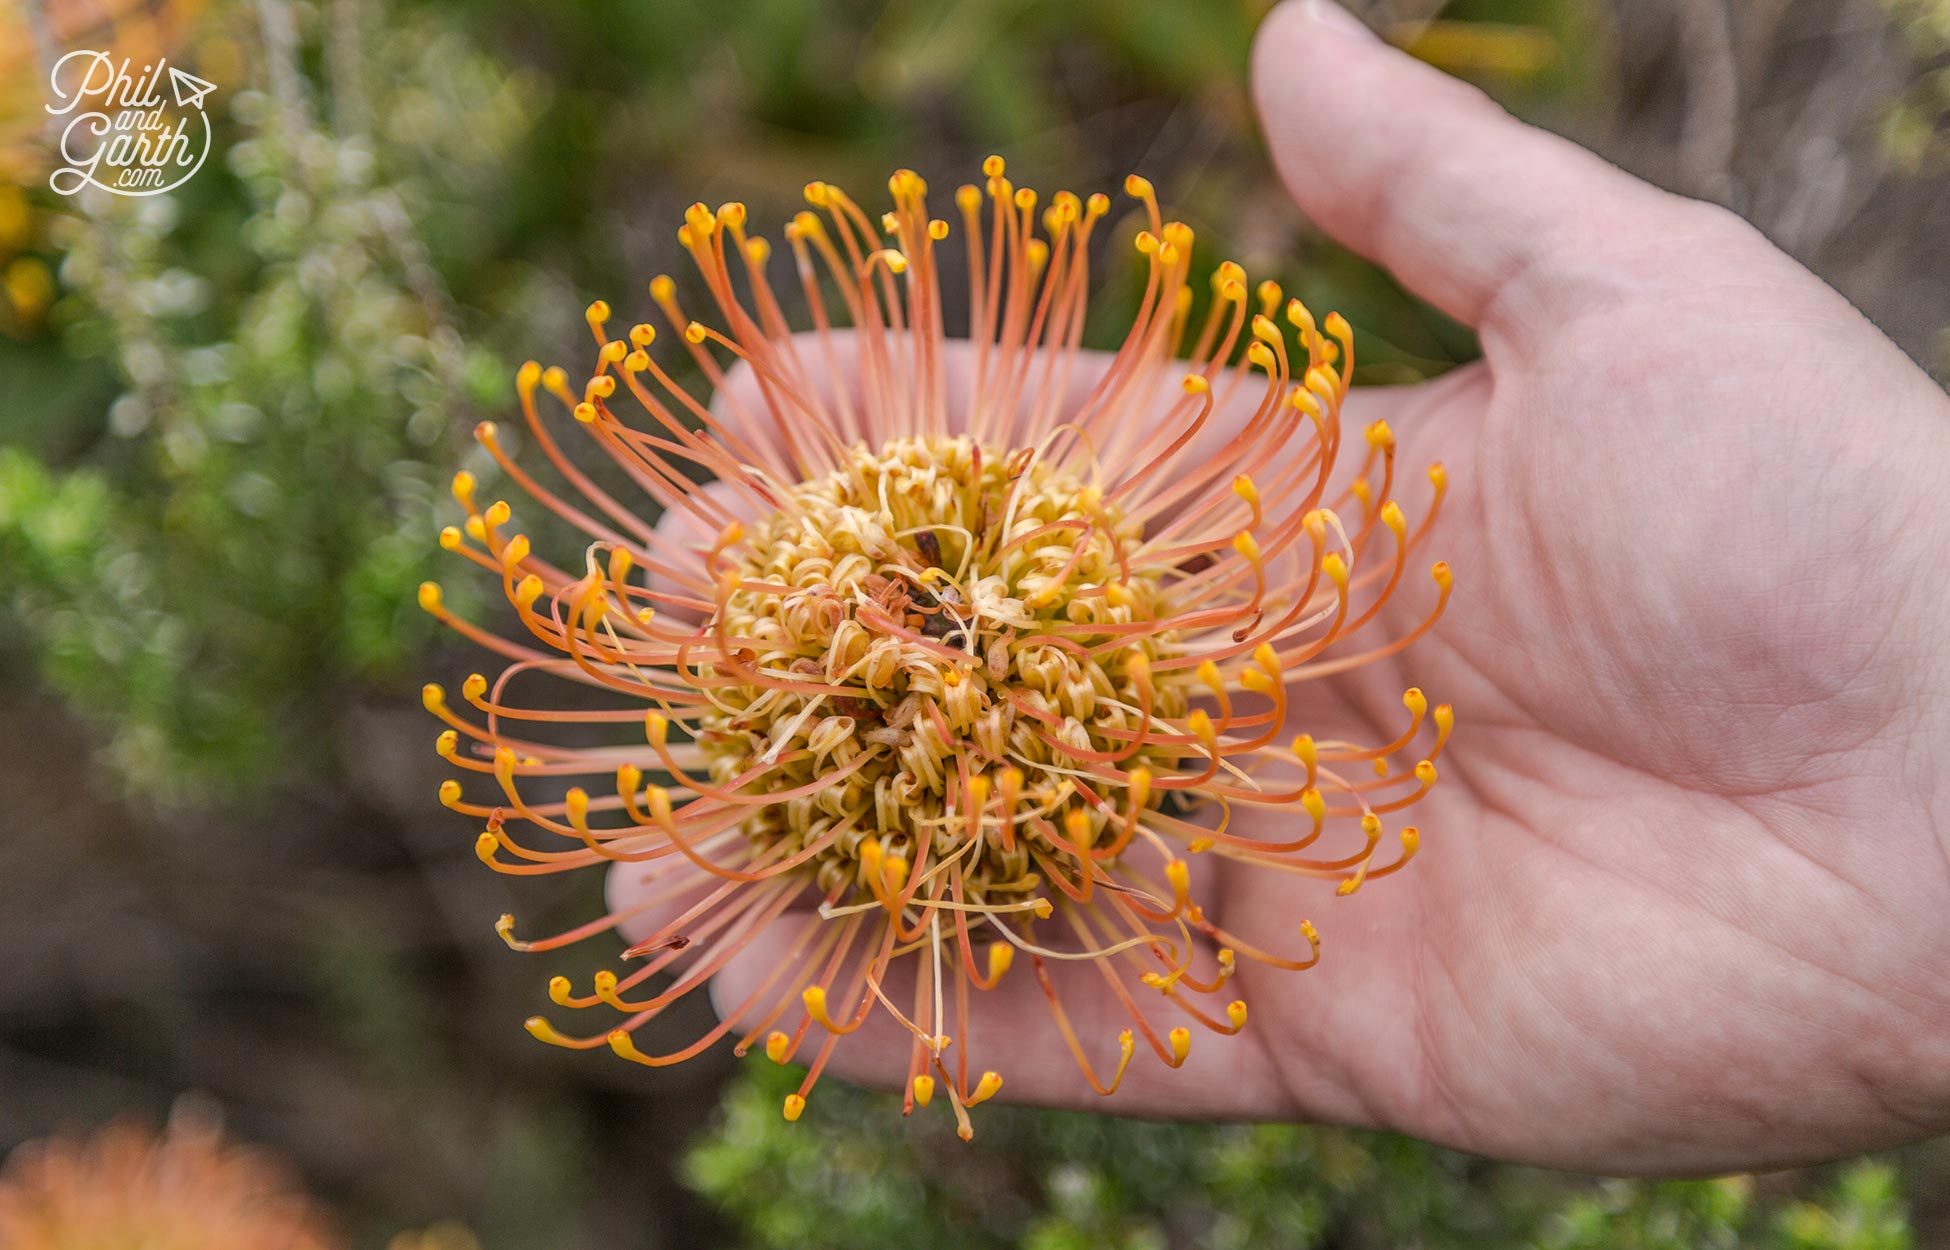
[1,0,1943,1247]
[691,1064,1913,1250]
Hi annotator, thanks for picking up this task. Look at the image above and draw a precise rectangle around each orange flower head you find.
[426,160,1454,1139]
[0,1115,340,1250]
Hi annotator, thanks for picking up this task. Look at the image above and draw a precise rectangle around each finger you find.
[1251,1,1700,339]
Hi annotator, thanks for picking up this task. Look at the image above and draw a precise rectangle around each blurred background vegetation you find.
[1,0,1946,1246]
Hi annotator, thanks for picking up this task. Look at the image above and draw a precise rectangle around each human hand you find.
[610,0,1950,1173]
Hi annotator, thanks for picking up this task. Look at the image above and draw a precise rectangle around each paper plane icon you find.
[167,65,217,110]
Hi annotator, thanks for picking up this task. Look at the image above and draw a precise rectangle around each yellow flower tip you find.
[435,729,458,759]
[969,1071,1003,1105]
[459,674,487,705]
[1432,561,1454,590]
[982,154,1006,178]
[1188,836,1214,854]
[645,711,669,745]
[911,1075,935,1107]
[464,517,486,542]
[438,525,463,551]
[683,321,709,345]
[417,581,444,613]
[1227,1000,1248,1029]
[1322,551,1350,586]
[648,274,676,303]
[684,201,716,237]
[1128,767,1152,809]
[572,402,597,425]
[1232,530,1262,562]
[1032,897,1054,920]
[1256,278,1282,306]
[515,575,545,610]
[1324,310,1352,340]
[525,1016,577,1046]
[1429,461,1449,491]
[1365,419,1395,450]
[1134,229,1158,255]
[1435,703,1455,734]
[1403,686,1427,716]
[1186,709,1215,743]
[927,218,950,241]
[1381,500,1407,537]
[1232,474,1259,506]
[565,787,590,830]
[472,829,497,861]
[421,682,446,713]
[882,250,909,274]
[1301,919,1321,946]
[500,533,530,569]
[1165,858,1190,896]
[1181,372,1209,395]
[494,912,518,946]
[955,184,982,214]
[1372,758,1390,779]
[1415,759,1438,785]
[986,941,1013,984]
[803,180,829,206]
[1118,1028,1136,1056]
[1336,876,1361,897]
[764,1030,791,1065]
[717,200,748,230]
[606,1030,641,1061]
[1168,1027,1191,1064]
[515,358,543,390]
[782,1094,806,1122]
[802,985,835,1029]
[548,975,574,1006]
[440,780,465,810]
[483,500,512,528]
[1401,826,1421,853]
[1246,340,1276,371]
[450,469,477,506]
[1217,948,1236,975]
[585,299,611,327]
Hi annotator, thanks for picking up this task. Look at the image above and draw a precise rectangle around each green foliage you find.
[689,1065,1916,1250]
[1881,0,1950,171]
[0,3,536,797]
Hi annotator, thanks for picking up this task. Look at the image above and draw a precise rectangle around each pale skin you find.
[610,0,1950,1174]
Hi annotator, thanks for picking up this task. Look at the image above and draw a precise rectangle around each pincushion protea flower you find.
[0,1116,340,1250]
[423,158,1452,1139]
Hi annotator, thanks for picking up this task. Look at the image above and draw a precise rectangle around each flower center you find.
[701,435,1186,905]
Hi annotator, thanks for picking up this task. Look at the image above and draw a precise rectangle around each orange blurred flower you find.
[0,1113,340,1250]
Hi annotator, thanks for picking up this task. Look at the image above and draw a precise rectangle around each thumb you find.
[1252,1,1698,342]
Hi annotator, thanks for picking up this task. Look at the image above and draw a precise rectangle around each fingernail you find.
[1297,0,1375,40]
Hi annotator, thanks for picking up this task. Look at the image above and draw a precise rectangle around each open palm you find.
[615,1,1950,1173]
